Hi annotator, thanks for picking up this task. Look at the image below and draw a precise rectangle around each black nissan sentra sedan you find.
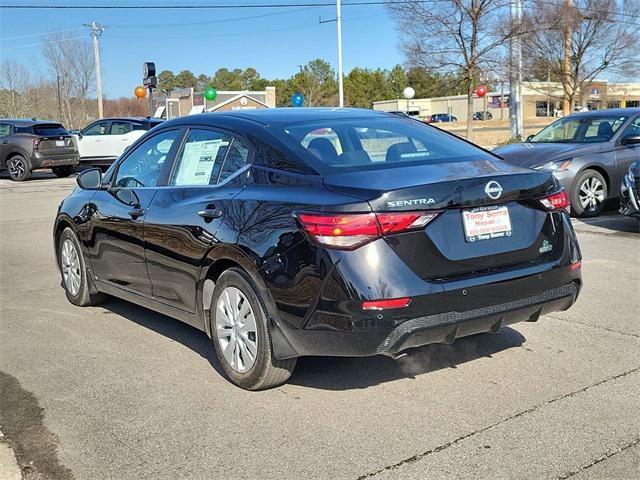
[54,108,582,390]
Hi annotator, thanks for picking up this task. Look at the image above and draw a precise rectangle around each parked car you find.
[429,113,458,123]
[0,118,79,181]
[619,159,640,221]
[76,117,164,168]
[473,111,493,121]
[54,108,582,390]
[494,108,640,217]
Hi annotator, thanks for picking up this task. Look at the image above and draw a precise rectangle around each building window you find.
[626,101,640,108]
[536,101,552,117]
[607,101,621,109]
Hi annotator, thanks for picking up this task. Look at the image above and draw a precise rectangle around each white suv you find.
[77,117,163,169]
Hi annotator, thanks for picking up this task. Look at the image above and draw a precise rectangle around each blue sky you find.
[0,1,403,98]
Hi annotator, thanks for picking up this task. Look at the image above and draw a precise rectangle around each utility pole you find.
[319,2,345,108]
[86,21,105,119]
[562,0,573,116]
[336,0,344,108]
[509,0,523,139]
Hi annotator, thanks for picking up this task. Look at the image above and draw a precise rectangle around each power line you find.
[109,6,313,29]
[0,26,84,41]
[0,1,449,9]
[0,35,88,51]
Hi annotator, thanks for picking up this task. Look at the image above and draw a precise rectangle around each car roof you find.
[0,118,64,126]
[166,107,396,127]
[99,117,164,123]
[567,107,640,118]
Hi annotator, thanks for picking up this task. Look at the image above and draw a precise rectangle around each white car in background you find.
[76,117,164,169]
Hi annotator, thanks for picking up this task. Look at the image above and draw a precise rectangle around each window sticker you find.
[174,139,228,186]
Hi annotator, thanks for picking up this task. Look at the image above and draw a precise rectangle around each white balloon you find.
[403,86,415,99]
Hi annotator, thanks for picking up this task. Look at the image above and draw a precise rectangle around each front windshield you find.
[279,117,492,172]
[529,115,628,143]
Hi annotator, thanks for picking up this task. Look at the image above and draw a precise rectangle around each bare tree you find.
[524,0,640,108]
[42,31,95,128]
[0,60,34,118]
[386,0,522,140]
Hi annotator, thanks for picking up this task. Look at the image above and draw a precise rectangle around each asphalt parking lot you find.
[1,172,639,480]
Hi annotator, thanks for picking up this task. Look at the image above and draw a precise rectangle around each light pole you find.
[336,0,344,108]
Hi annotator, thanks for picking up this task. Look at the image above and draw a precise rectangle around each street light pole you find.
[336,0,344,108]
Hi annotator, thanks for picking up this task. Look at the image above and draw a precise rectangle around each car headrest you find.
[386,142,417,162]
[597,121,614,140]
[307,138,339,164]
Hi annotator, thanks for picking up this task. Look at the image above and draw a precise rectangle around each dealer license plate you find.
[462,205,512,242]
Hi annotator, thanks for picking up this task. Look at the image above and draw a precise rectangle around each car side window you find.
[114,130,179,188]
[110,121,134,135]
[622,117,640,138]
[0,124,12,137]
[170,129,231,186]
[218,139,250,183]
[82,121,109,136]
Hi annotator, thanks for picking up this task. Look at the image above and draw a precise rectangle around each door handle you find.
[198,208,223,220]
[128,207,145,218]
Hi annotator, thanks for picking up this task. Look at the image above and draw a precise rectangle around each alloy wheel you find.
[215,287,258,373]
[8,158,26,179]
[579,176,605,211]
[61,238,81,296]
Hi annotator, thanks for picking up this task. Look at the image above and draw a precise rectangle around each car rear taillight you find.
[539,189,570,212]
[295,211,441,250]
[32,138,40,151]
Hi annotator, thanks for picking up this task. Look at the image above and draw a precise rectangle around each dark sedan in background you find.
[494,108,640,217]
[54,108,581,390]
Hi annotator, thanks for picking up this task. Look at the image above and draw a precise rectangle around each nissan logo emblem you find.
[485,180,503,200]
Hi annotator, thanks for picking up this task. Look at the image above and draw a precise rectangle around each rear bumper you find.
[272,264,581,359]
[32,153,79,169]
[376,282,578,356]
[79,156,117,167]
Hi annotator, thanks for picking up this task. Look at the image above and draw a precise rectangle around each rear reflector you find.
[296,211,440,249]
[362,297,411,310]
[539,189,570,212]
[571,260,581,271]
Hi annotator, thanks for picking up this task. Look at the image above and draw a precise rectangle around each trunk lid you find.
[33,124,78,155]
[323,160,564,281]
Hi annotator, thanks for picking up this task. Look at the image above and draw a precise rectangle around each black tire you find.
[570,169,608,218]
[6,155,31,181]
[210,268,296,390]
[52,165,75,177]
[58,228,105,306]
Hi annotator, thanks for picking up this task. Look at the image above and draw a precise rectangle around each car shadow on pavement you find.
[101,297,526,390]
[573,213,639,234]
[289,328,526,390]
[101,297,227,379]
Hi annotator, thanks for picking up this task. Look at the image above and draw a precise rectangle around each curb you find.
[0,429,23,480]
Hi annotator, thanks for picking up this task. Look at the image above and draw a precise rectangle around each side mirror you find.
[526,135,535,142]
[76,168,102,190]
[620,134,640,146]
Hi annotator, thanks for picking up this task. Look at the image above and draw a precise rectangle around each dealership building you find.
[373,81,640,120]
[152,86,276,119]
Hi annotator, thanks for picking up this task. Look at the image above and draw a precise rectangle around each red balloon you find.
[475,85,487,97]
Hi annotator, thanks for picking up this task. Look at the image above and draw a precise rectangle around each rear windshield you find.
[32,124,69,136]
[278,117,491,172]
